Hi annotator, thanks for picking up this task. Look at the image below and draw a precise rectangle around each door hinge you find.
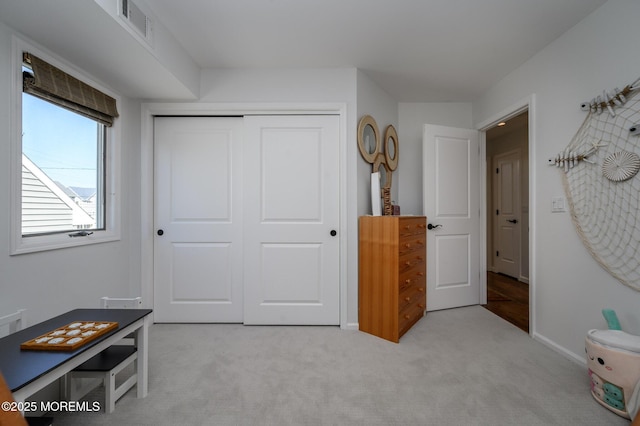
[496,250,499,257]
[496,167,499,174]
[496,209,499,216]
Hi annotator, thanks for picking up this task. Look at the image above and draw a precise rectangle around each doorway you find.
[485,271,529,332]
[484,111,530,331]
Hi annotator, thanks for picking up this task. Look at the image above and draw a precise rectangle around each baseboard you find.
[532,332,586,367]
[519,275,529,284]
[343,322,359,331]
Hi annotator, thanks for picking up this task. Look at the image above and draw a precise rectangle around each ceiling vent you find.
[120,0,153,46]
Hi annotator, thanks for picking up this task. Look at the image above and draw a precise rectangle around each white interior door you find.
[154,117,243,322]
[493,150,521,278]
[423,124,480,311]
[243,115,340,325]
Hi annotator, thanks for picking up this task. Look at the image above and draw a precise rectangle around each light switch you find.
[552,196,566,213]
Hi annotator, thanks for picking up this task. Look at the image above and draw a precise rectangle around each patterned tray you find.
[20,321,118,351]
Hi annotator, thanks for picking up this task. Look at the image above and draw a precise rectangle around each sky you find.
[22,93,99,190]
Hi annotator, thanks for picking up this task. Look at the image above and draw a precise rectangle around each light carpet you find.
[49,306,627,425]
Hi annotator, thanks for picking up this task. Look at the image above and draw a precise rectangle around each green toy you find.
[602,308,622,331]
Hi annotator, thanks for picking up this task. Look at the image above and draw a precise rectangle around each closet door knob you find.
[330,230,337,237]
[157,229,164,236]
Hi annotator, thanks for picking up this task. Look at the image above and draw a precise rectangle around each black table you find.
[0,308,152,403]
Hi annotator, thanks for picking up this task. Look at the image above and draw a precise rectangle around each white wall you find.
[0,23,143,325]
[473,0,640,362]
[352,70,398,328]
[356,70,399,216]
[197,67,362,328]
[200,68,356,104]
[398,103,473,215]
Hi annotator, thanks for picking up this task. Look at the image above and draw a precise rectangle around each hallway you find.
[484,272,529,333]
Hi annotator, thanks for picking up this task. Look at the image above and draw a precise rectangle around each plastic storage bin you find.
[586,328,640,419]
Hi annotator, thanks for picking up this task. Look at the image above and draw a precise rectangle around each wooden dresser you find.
[358,216,427,343]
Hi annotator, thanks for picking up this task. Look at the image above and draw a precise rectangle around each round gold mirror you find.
[357,115,380,164]
[384,125,399,171]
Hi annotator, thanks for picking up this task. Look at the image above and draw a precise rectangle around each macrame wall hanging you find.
[550,77,640,291]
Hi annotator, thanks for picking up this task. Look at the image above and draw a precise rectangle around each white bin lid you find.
[588,329,640,354]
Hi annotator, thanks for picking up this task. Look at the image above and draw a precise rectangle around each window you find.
[11,41,121,254]
[22,86,106,236]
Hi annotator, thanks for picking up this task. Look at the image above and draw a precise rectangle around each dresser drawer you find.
[398,302,425,338]
[399,284,425,312]
[398,217,427,237]
[398,234,426,256]
[399,250,425,274]
[399,267,425,292]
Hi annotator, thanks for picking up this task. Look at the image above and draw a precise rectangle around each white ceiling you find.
[145,0,607,102]
[0,0,608,102]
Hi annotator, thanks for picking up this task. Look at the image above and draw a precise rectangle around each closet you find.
[153,115,340,325]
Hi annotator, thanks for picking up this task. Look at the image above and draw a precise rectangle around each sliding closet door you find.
[243,115,340,325]
[154,117,244,322]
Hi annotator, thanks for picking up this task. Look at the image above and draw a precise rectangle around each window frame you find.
[10,37,121,255]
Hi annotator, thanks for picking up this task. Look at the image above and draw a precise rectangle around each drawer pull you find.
[417,287,424,292]
[405,296,411,302]
[405,261,411,267]
[404,243,411,248]
[418,303,425,309]
[404,314,411,320]
[417,272,424,277]
[405,279,412,285]
[416,256,423,261]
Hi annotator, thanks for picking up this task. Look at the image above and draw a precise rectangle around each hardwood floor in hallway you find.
[483,272,529,333]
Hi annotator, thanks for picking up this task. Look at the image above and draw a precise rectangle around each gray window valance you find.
[22,52,119,127]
